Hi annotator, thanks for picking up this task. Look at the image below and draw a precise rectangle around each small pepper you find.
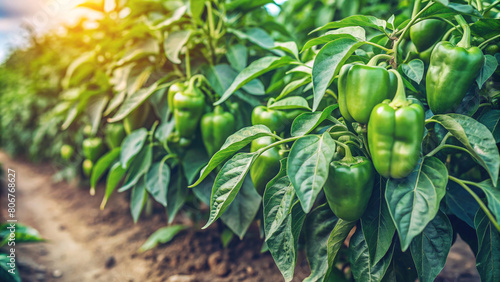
[324,142,375,221]
[82,159,93,177]
[201,106,236,156]
[172,78,205,139]
[368,69,424,179]
[105,123,126,149]
[250,137,283,195]
[251,106,288,133]
[82,137,106,162]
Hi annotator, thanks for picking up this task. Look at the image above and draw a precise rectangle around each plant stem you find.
[411,0,422,18]
[455,15,471,49]
[363,41,393,53]
[426,132,452,157]
[449,176,500,232]
[185,47,191,79]
[367,54,393,66]
[333,140,355,162]
[483,0,500,14]
[257,136,301,156]
[478,34,500,49]
[476,0,483,12]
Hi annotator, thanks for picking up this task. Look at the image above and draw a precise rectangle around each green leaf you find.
[120,128,148,168]
[433,0,482,17]
[276,75,311,101]
[189,0,204,21]
[62,52,95,88]
[361,177,396,265]
[146,161,170,207]
[100,162,127,210]
[220,175,262,239]
[312,37,364,111]
[401,59,424,84]
[445,181,479,228]
[475,209,500,282]
[0,223,44,246]
[266,203,306,282]
[167,168,188,223]
[87,95,109,136]
[214,56,293,106]
[164,30,192,64]
[311,15,387,34]
[116,39,159,66]
[130,177,148,223]
[472,180,500,223]
[268,96,310,111]
[429,114,500,186]
[327,219,356,270]
[190,125,273,187]
[139,225,187,252]
[301,27,366,52]
[154,6,187,29]
[119,145,153,192]
[203,152,258,229]
[0,253,20,282]
[410,211,453,282]
[288,132,336,213]
[385,157,448,251]
[90,147,121,191]
[303,204,338,282]
[471,19,500,39]
[480,110,500,143]
[182,146,209,185]
[291,105,338,137]
[231,27,274,50]
[109,82,164,122]
[263,159,295,239]
[350,228,394,282]
[274,41,299,60]
[476,55,499,89]
[227,44,248,72]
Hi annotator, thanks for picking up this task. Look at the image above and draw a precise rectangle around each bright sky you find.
[0,0,286,63]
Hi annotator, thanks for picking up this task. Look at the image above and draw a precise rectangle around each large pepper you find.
[250,137,283,195]
[338,56,397,124]
[251,106,288,133]
[172,79,205,138]
[201,106,236,156]
[105,123,126,149]
[124,103,150,134]
[324,143,375,221]
[410,19,448,52]
[82,137,106,162]
[368,69,424,179]
[167,82,186,112]
[426,16,484,114]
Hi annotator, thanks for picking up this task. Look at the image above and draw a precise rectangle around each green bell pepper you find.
[251,106,288,133]
[172,79,205,139]
[82,137,106,162]
[250,137,283,195]
[426,16,484,114]
[201,106,236,156]
[338,56,397,124]
[82,159,93,177]
[105,123,126,149]
[60,144,74,161]
[410,19,448,52]
[324,143,375,221]
[368,69,424,179]
[168,82,186,112]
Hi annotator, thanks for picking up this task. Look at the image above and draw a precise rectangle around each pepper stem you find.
[334,140,355,163]
[367,54,393,66]
[388,69,407,105]
[214,105,224,115]
[455,15,471,49]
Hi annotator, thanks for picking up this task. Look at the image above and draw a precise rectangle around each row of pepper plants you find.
[1,0,500,281]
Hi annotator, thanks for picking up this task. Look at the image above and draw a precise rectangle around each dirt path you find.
[0,151,481,282]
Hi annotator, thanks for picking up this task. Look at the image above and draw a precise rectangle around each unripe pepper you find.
[324,142,375,221]
[338,55,397,124]
[60,144,74,161]
[426,16,484,114]
[168,82,186,112]
[82,137,106,162]
[172,78,205,138]
[201,106,236,156]
[82,159,93,177]
[251,106,288,133]
[410,19,448,52]
[368,69,424,179]
[105,123,126,149]
[250,137,283,195]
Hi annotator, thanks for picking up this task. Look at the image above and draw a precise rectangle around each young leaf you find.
[214,56,293,105]
[109,81,165,122]
[273,41,299,60]
[401,59,424,84]
[119,145,153,192]
[190,125,273,187]
[311,15,387,34]
[291,105,338,137]
[189,0,204,21]
[386,157,448,251]
[445,181,480,228]
[303,204,338,282]
[139,225,187,252]
[90,147,121,191]
[146,161,170,207]
[479,110,500,143]
[312,37,364,111]
[475,209,500,282]
[167,168,188,223]
[476,55,499,89]
[227,44,248,72]
[350,227,395,281]
[164,30,192,64]
[429,114,500,185]
[410,211,453,282]
[268,96,311,111]
[130,177,148,223]
[288,132,336,213]
[101,162,127,210]
[120,128,148,168]
[203,152,258,229]
[301,27,366,52]
[361,177,396,265]
[276,75,311,100]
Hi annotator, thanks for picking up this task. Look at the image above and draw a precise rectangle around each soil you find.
[0,151,481,282]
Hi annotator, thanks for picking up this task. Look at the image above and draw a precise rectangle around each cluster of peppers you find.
[325,16,484,221]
